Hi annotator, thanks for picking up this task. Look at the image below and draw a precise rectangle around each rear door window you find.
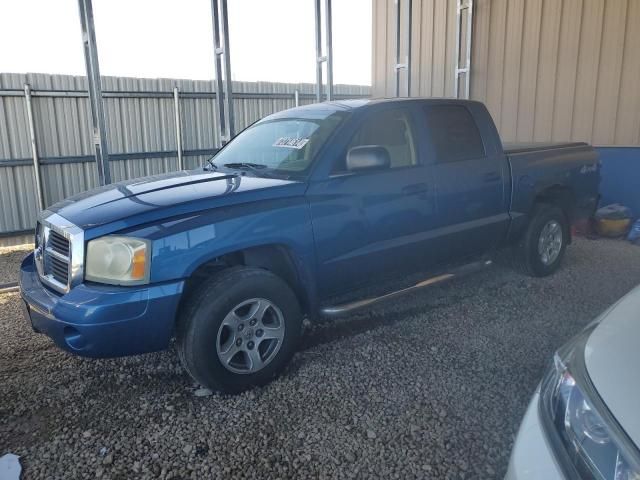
[424,105,485,163]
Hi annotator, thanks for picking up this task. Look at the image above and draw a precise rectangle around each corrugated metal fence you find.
[0,73,370,237]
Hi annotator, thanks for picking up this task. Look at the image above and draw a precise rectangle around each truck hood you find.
[585,285,640,448]
[49,169,304,230]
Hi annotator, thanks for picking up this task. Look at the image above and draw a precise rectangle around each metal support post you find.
[314,0,324,102]
[454,0,474,99]
[324,0,334,101]
[23,84,45,211]
[211,0,234,145]
[173,87,184,170]
[314,0,334,102]
[294,89,300,107]
[220,0,235,139]
[77,0,111,185]
[394,0,412,97]
[211,0,226,144]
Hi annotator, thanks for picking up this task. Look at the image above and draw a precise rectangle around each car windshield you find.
[208,112,347,175]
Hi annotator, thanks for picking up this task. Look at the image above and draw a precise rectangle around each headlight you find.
[85,236,150,285]
[540,329,640,480]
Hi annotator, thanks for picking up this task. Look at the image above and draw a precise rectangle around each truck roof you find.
[267,97,484,120]
[330,97,483,109]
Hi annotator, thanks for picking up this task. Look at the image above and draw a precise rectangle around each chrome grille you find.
[39,225,71,292]
[35,212,84,294]
[34,213,83,294]
[48,230,70,257]
[49,254,69,285]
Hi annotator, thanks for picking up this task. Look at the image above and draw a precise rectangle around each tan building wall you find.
[371,0,640,146]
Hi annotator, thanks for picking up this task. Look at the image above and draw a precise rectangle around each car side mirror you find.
[346,146,391,172]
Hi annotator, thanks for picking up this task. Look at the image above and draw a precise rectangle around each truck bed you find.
[503,142,588,155]
[505,141,600,241]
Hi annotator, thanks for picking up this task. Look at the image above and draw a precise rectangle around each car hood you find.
[48,169,304,231]
[585,285,640,447]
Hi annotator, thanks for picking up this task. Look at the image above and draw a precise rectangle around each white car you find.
[506,285,640,480]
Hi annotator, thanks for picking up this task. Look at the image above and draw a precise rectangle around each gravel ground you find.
[0,245,32,285]
[1,237,640,479]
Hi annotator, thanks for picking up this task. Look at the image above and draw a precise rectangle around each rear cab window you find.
[423,105,486,163]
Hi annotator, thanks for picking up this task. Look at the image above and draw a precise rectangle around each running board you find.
[0,282,19,295]
[320,259,492,318]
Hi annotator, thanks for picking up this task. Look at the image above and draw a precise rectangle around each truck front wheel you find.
[176,267,302,394]
[516,204,569,277]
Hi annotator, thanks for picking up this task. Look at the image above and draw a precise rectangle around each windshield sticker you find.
[273,137,309,149]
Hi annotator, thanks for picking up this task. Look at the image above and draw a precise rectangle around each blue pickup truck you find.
[20,98,599,393]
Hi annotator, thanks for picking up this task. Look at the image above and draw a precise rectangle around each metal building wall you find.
[371,0,640,145]
[372,0,458,98]
[0,73,370,237]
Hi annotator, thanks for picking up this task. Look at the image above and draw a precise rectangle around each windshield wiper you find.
[205,158,218,171]
[217,162,289,180]
[223,162,268,170]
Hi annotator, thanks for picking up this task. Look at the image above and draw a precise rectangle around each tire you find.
[176,266,302,394]
[514,203,569,277]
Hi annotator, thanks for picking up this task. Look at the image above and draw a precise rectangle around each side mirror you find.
[346,146,391,172]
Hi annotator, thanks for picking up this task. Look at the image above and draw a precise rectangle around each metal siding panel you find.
[3,88,30,159]
[485,0,508,128]
[11,166,38,230]
[42,163,64,206]
[571,0,605,143]
[418,0,435,97]
[184,97,201,154]
[29,73,59,158]
[515,0,543,142]
[470,0,491,102]
[431,0,448,97]
[443,0,458,98]
[615,0,640,145]
[0,101,11,159]
[104,95,123,154]
[551,0,582,142]
[409,0,423,96]
[76,94,93,158]
[499,0,525,141]
[0,167,22,232]
[532,0,563,142]
[0,73,21,90]
[61,162,89,198]
[191,82,205,156]
[592,0,629,145]
[386,0,396,97]
[375,0,387,97]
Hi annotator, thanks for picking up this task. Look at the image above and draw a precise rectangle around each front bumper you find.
[19,253,184,358]
[505,391,564,480]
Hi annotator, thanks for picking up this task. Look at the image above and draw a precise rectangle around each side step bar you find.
[0,282,19,295]
[320,259,492,318]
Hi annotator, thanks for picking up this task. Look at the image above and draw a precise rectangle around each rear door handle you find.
[402,183,429,195]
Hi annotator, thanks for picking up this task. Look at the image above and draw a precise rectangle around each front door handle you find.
[402,183,429,195]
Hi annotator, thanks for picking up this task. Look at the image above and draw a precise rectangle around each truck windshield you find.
[208,112,347,175]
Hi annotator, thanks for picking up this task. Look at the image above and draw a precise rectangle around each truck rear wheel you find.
[176,267,302,394]
[515,204,569,277]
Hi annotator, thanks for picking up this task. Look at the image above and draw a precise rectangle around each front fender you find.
[123,197,317,305]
